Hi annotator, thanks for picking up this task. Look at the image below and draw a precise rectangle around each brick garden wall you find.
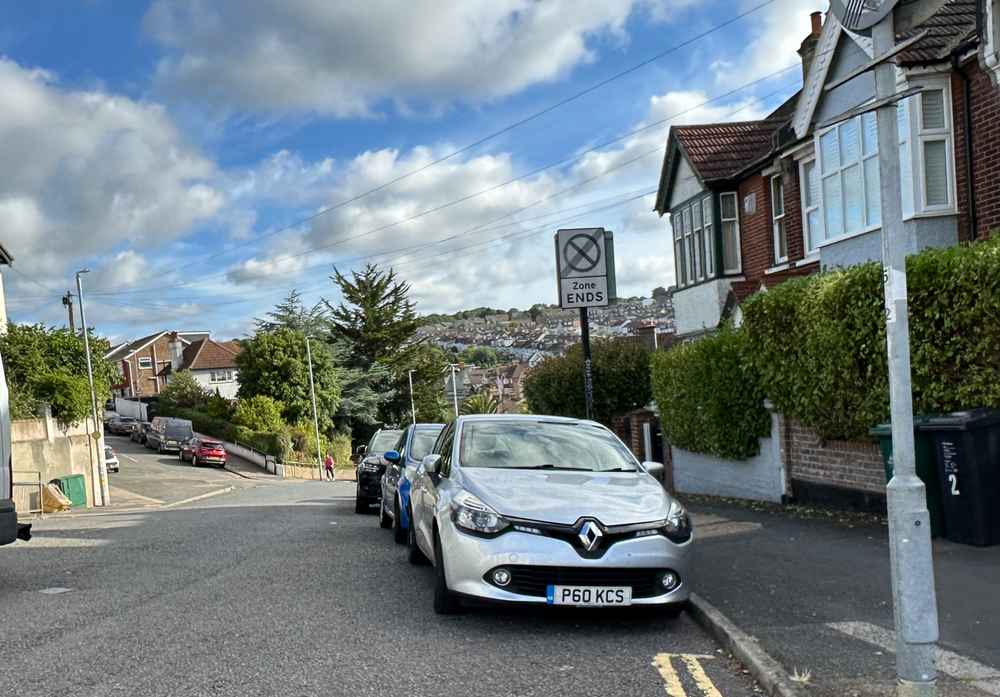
[785,419,885,494]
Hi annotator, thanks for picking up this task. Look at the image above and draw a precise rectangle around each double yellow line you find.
[652,653,724,697]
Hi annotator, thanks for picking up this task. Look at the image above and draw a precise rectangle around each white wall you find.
[668,157,704,209]
[672,278,733,336]
[191,370,239,399]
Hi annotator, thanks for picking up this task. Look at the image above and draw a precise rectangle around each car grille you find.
[489,566,670,599]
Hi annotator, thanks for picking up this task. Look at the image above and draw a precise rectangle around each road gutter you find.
[688,593,808,697]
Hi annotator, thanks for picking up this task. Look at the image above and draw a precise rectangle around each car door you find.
[416,423,455,558]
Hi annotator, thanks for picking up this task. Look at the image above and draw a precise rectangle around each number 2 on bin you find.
[948,473,960,496]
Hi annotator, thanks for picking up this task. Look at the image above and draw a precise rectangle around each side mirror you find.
[642,461,665,483]
[422,454,442,474]
[384,450,402,465]
[355,445,366,455]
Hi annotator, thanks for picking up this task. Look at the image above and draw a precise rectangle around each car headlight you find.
[451,491,509,537]
[358,461,380,473]
[664,500,692,543]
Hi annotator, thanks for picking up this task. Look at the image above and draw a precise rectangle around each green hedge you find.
[159,406,291,460]
[742,237,1000,441]
[650,328,770,460]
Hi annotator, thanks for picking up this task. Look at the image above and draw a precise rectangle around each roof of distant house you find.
[103,330,213,362]
[897,0,977,66]
[178,338,241,372]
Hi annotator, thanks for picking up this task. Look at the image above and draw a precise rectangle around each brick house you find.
[105,331,210,398]
[652,0,1000,507]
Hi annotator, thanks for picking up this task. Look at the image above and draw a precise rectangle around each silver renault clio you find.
[407,414,693,614]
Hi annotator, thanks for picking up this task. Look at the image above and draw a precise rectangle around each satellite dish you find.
[829,0,900,35]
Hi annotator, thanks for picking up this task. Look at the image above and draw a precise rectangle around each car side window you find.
[437,424,456,478]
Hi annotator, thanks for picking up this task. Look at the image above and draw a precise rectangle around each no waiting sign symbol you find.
[563,233,602,274]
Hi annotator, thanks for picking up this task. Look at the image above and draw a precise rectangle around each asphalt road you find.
[2,474,761,697]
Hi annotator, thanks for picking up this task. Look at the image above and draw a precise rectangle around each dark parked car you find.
[146,417,194,453]
[106,416,138,436]
[179,438,227,467]
[130,422,152,444]
[355,428,403,514]
[378,423,444,543]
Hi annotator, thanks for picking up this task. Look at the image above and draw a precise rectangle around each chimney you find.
[168,331,185,370]
[798,11,823,82]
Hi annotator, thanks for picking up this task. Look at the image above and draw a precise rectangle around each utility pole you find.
[872,15,940,696]
[76,270,107,507]
[407,369,417,425]
[304,335,323,480]
[825,4,941,694]
[62,292,75,333]
[450,364,460,418]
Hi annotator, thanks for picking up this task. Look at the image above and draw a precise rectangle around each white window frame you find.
[702,195,715,278]
[814,113,881,247]
[210,369,233,383]
[770,175,788,264]
[799,156,822,256]
[671,193,716,288]
[912,80,956,214]
[720,192,742,274]
[137,356,153,370]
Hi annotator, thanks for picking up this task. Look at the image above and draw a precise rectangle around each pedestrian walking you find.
[324,453,336,481]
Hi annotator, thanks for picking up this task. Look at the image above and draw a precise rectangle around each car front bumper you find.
[439,523,692,606]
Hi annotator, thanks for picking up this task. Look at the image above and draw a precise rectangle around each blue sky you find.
[0,0,820,342]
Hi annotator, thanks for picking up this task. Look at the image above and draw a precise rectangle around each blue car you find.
[378,422,444,544]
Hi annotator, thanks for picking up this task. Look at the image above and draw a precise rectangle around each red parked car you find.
[179,438,227,468]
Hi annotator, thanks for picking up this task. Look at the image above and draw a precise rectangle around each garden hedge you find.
[650,327,770,460]
[741,237,1000,441]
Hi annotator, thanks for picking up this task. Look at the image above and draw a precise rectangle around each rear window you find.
[370,430,403,453]
[200,441,223,449]
[165,421,193,438]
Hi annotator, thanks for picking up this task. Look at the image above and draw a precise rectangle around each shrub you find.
[205,394,234,421]
[233,395,286,432]
[31,371,92,427]
[742,237,1000,441]
[523,338,651,425]
[651,328,770,460]
[160,371,211,410]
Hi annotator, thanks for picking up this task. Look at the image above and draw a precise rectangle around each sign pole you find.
[871,15,939,697]
[579,307,593,420]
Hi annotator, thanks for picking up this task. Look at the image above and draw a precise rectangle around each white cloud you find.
[145,0,673,117]
[0,57,221,296]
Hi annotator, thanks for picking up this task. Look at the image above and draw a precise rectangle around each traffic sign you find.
[554,228,615,309]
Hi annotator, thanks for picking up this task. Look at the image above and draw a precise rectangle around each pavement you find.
[687,498,1000,697]
[3,474,766,696]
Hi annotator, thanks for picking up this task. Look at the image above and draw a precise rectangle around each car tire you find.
[407,506,429,566]
[432,532,462,615]
[378,499,392,529]
[393,498,407,545]
[355,489,368,515]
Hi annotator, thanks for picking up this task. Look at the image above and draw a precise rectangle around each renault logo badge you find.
[578,520,604,552]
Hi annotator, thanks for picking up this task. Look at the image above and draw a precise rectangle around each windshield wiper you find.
[506,464,580,470]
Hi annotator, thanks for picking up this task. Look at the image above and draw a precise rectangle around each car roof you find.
[455,414,599,426]
[413,423,444,431]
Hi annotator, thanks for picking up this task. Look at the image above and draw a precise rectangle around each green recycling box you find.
[916,409,1000,547]
[869,419,944,539]
[56,474,88,508]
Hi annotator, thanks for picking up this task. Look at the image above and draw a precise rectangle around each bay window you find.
[671,192,724,288]
[800,158,821,253]
[916,87,952,210]
[817,113,881,245]
[770,175,787,264]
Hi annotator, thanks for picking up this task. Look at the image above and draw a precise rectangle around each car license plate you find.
[546,585,632,606]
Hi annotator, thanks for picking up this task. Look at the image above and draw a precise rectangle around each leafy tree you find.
[458,346,499,367]
[31,371,93,427]
[205,393,234,421]
[529,304,545,323]
[235,328,342,431]
[160,371,210,410]
[325,264,420,368]
[233,395,286,432]
[325,335,394,434]
[407,343,451,423]
[461,391,500,415]
[0,323,116,421]
[523,338,652,426]
[255,289,327,333]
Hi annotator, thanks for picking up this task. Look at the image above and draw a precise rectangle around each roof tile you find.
[897,0,977,66]
[673,119,786,182]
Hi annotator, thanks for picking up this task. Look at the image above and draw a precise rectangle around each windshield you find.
[200,441,222,449]
[409,427,443,461]
[459,420,638,472]
[165,422,193,439]
[371,430,403,453]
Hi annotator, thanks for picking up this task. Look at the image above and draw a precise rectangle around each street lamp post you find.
[76,269,107,507]
[304,336,323,480]
[407,369,417,425]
